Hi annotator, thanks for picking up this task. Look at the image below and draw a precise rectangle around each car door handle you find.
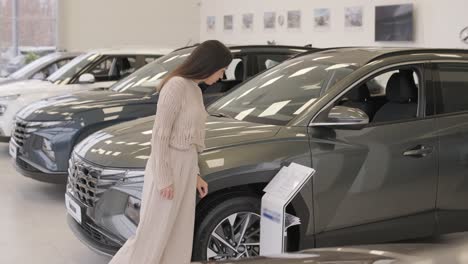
[403,145,433,158]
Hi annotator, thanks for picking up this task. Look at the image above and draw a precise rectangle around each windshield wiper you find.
[210,112,232,119]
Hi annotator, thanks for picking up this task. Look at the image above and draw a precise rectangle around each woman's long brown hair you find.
[158,40,233,91]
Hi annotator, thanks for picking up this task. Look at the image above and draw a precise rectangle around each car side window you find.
[87,56,137,82]
[56,58,72,68]
[337,67,421,124]
[224,58,244,81]
[433,63,468,115]
[203,56,247,96]
[256,54,291,73]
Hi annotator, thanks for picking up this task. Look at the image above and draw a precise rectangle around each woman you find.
[109,40,233,264]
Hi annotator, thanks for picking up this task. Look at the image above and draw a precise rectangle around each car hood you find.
[17,89,154,121]
[0,79,53,95]
[0,77,16,85]
[75,115,280,168]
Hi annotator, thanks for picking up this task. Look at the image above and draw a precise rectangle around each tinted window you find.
[256,54,291,73]
[208,56,356,125]
[434,64,468,115]
[336,68,420,124]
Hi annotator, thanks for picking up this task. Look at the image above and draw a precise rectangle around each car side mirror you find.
[32,72,46,80]
[78,73,95,84]
[311,106,369,130]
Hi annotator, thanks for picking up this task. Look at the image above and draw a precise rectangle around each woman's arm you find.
[151,78,185,190]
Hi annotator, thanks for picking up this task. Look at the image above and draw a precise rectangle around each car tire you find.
[192,194,261,261]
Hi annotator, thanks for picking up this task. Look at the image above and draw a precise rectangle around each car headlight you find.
[0,94,20,101]
[124,196,141,225]
[42,138,55,161]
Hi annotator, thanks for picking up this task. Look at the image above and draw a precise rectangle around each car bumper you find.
[15,156,67,184]
[67,215,120,257]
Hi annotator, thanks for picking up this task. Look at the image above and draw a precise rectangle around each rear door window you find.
[433,63,468,115]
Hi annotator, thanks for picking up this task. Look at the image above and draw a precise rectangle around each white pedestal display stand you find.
[259,163,315,256]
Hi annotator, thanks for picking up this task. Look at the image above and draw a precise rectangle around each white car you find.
[0,48,172,139]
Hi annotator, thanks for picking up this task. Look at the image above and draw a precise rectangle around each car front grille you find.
[68,154,125,207]
[12,119,40,153]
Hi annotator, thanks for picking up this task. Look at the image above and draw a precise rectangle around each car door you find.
[430,62,468,235]
[309,64,438,247]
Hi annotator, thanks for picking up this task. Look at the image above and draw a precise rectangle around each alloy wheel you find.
[206,211,261,261]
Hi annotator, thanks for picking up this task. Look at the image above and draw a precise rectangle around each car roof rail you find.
[290,46,363,59]
[369,48,468,62]
[172,43,200,52]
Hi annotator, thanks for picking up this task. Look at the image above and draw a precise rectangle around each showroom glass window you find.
[0,0,57,76]
[208,56,356,125]
[433,63,468,115]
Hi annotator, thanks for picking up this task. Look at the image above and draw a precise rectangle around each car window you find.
[111,48,195,94]
[433,64,468,115]
[337,67,421,124]
[208,56,356,125]
[86,56,137,82]
[9,53,59,79]
[56,58,72,68]
[48,53,101,84]
[256,54,292,73]
[224,58,244,81]
[145,57,158,64]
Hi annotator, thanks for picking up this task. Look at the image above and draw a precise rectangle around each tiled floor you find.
[0,144,110,264]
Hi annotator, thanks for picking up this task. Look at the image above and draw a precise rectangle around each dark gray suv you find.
[12,45,313,183]
[66,48,468,261]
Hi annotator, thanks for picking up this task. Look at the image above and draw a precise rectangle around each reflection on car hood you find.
[75,115,280,168]
[17,90,153,121]
[0,79,52,95]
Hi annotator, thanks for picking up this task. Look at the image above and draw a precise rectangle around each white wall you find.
[58,0,201,52]
[200,0,468,49]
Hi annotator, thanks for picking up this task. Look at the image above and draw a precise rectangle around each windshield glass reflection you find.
[208,56,357,125]
[111,48,195,94]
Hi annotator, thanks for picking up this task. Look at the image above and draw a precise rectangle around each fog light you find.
[42,138,56,161]
[124,196,141,225]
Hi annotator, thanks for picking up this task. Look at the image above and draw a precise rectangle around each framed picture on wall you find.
[224,15,233,31]
[264,12,276,29]
[375,4,414,41]
[345,6,363,27]
[243,13,254,31]
[288,10,301,29]
[207,16,216,32]
[314,8,330,29]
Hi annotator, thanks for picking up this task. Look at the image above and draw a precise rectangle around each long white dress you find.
[109,77,207,264]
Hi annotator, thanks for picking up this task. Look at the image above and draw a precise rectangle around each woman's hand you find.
[197,175,209,199]
[160,185,174,200]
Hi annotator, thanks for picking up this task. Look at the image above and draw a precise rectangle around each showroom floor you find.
[0,144,110,264]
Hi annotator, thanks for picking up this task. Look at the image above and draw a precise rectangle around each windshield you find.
[9,53,58,79]
[208,56,357,125]
[111,48,193,93]
[47,52,100,84]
